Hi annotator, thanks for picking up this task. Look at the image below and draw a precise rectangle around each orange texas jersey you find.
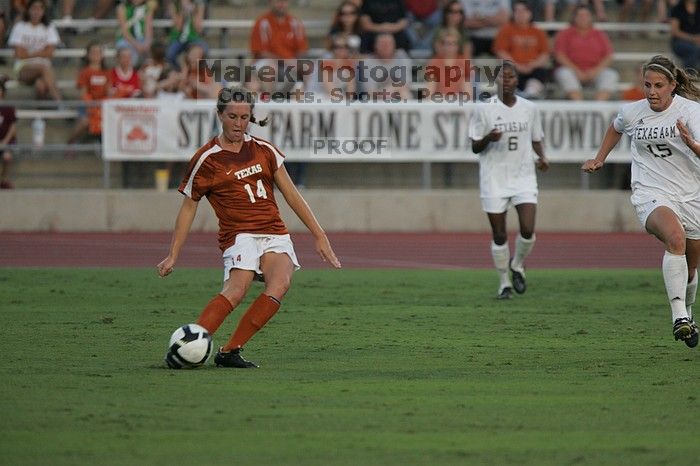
[179,134,289,251]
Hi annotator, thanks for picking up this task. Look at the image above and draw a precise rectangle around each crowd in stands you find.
[0,0,694,189]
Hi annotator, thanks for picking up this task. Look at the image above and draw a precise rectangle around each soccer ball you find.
[165,323,213,369]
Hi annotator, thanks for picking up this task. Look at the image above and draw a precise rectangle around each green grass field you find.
[1,267,699,465]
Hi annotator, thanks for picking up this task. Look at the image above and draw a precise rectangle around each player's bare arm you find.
[532,141,549,171]
[582,124,623,172]
[471,129,502,154]
[157,196,199,277]
[677,119,700,157]
[274,165,341,268]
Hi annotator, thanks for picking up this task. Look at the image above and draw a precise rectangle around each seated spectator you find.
[166,0,208,69]
[436,1,472,57]
[8,0,62,101]
[110,46,142,98]
[140,41,168,98]
[116,0,155,68]
[553,5,618,101]
[328,1,362,56]
[155,67,185,100]
[493,1,550,99]
[69,42,111,144]
[403,0,442,52]
[462,0,511,57]
[361,33,412,102]
[249,0,308,93]
[0,76,16,189]
[306,34,357,101]
[423,28,471,99]
[180,43,221,99]
[359,0,411,54]
[669,0,700,70]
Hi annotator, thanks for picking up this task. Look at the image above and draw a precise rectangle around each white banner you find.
[102,99,632,162]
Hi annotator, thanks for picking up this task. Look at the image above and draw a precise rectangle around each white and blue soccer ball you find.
[165,323,212,369]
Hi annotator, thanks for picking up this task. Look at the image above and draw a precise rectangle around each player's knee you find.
[222,287,247,307]
[492,233,507,245]
[667,231,686,255]
[265,276,291,299]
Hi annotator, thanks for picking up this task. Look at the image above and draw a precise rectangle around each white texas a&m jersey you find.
[468,97,544,199]
[614,95,700,201]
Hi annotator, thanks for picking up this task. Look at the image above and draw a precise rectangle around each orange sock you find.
[196,294,233,335]
[223,294,281,351]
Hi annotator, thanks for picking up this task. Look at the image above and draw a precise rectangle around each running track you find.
[0,232,660,268]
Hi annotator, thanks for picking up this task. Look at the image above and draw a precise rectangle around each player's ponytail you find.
[216,86,269,127]
[643,55,700,102]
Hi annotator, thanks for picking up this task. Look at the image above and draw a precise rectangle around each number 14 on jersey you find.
[244,180,268,203]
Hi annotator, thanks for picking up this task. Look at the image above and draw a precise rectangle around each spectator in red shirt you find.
[553,5,618,100]
[110,46,142,98]
[249,0,308,94]
[69,42,111,144]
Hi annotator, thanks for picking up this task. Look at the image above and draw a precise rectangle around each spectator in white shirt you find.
[8,0,61,100]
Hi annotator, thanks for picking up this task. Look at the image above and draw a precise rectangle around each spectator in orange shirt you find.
[493,1,550,99]
[69,42,111,144]
[249,0,308,94]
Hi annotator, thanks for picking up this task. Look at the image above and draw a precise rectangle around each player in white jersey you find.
[582,55,700,348]
[469,62,550,299]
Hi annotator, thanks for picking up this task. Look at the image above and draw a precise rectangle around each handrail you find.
[47,17,670,33]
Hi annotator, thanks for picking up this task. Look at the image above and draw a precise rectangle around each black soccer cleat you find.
[497,287,513,300]
[509,260,527,294]
[685,320,699,348]
[673,317,693,342]
[214,347,259,368]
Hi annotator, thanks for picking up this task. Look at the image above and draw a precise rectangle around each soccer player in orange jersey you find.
[157,86,341,368]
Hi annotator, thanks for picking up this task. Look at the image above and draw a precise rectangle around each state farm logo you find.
[117,115,157,153]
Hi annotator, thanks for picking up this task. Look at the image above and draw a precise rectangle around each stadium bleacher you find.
[2,0,674,190]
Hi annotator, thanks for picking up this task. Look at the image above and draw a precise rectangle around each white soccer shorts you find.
[631,190,700,240]
[481,192,538,214]
[222,233,301,281]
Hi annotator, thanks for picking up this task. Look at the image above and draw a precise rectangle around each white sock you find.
[511,233,535,273]
[491,241,512,291]
[686,269,697,320]
[662,251,688,322]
